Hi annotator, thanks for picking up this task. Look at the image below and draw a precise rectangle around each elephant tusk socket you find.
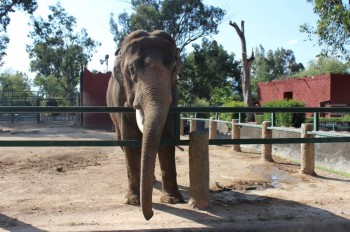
[136,109,144,133]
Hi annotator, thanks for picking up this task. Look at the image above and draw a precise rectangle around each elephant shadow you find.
[0,213,47,232]
[151,183,350,232]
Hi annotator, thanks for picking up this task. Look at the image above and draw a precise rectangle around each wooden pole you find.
[262,121,274,162]
[188,131,210,209]
[232,119,241,152]
[180,119,184,136]
[300,123,316,176]
[209,117,217,139]
[190,116,196,132]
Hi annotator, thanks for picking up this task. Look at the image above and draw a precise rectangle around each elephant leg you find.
[158,146,184,204]
[120,113,142,205]
[123,146,141,205]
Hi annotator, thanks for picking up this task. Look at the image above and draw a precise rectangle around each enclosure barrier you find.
[1,106,350,207]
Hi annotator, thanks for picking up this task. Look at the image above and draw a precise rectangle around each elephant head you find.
[114,30,181,220]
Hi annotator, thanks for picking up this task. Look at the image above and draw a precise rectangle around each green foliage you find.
[294,56,349,77]
[27,3,100,105]
[0,71,36,106]
[109,0,225,51]
[0,0,38,66]
[33,75,67,101]
[251,45,304,96]
[0,72,32,92]
[261,100,306,127]
[219,100,246,122]
[300,0,350,62]
[305,114,350,123]
[183,98,210,118]
[179,39,241,106]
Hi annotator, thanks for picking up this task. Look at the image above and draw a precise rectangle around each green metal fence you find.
[1,106,350,147]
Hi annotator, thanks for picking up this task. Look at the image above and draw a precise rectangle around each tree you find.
[252,46,304,80]
[0,71,32,92]
[295,56,349,77]
[179,39,241,106]
[251,45,304,97]
[0,0,37,66]
[229,20,255,121]
[27,3,100,105]
[109,0,225,51]
[300,0,350,62]
[33,74,67,99]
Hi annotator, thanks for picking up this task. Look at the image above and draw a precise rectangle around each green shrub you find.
[341,114,350,122]
[219,100,246,122]
[255,114,264,125]
[305,114,350,123]
[188,98,210,119]
[261,100,306,127]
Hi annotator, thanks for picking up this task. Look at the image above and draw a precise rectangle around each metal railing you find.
[1,106,350,147]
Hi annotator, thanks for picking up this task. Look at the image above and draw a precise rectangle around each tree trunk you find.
[229,20,255,122]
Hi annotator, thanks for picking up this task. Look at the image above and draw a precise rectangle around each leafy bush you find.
[182,98,211,119]
[219,100,246,122]
[305,114,350,123]
[260,100,306,127]
[255,114,264,125]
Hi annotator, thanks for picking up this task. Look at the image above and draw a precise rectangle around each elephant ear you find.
[112,49,122,82]
[174,48,182,83]
[171,48,181,107]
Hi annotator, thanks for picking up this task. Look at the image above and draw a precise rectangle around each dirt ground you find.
[0,122,349,232]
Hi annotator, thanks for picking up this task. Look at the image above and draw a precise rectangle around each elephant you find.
[106,30,184,220]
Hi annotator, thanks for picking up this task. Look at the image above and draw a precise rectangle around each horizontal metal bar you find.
[237,123,263,129]
[0,140,141,147]
[1,106,350,113]
[308,131,350,137]
[0,106,134,113]
[173,107,350,113]
[267,126,301,133]
[208,137,350,145]
[1,137,350,147]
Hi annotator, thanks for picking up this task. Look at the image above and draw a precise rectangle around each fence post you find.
[232,119,241,152]
[190,116,196,132]
[188,131,210,209]
[313,112,319,131]
[180,119,184,136]
[300,123,316,176]
[271,113,277,127]
[262,121,274,162]
[209,117,217,139]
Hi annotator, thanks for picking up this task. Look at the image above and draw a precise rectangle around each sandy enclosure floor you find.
[0,122,349,232]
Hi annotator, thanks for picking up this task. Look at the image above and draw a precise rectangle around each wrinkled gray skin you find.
[106,30,184,220]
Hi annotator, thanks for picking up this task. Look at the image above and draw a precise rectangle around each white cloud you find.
[287,39,298,45]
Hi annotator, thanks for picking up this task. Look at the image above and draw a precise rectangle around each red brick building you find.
[258,73,350,116]
[82,68,113,130]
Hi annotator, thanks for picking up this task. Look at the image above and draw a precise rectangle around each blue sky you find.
[1,0,322,76]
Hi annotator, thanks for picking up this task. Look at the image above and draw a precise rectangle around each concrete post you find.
[300,123,316,176]
[190,116,196,132]
[262,121,274,162]
[209,117,217,139]
[188,131,210,209]
[232,119,241,152]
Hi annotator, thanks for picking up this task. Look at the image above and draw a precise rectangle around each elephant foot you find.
[160,192,184,204]
[123,192,140,205]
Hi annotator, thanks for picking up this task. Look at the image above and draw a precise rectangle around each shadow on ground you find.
[0,213,47,232]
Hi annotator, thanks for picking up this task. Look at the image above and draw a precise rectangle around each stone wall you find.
[239,126,350,174]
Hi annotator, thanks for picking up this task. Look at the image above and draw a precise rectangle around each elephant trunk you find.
[140,102,169,220]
